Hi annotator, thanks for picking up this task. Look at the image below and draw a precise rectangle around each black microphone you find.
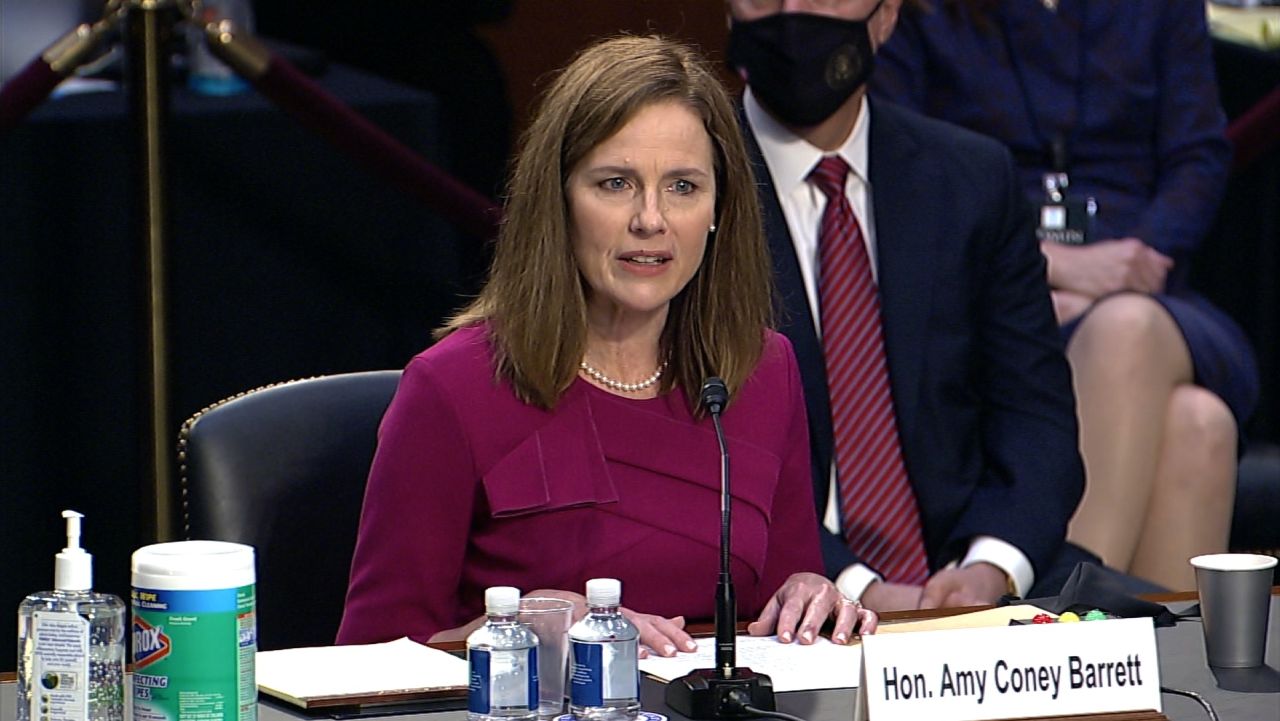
[700,376,728,415]
[665,378,775,719]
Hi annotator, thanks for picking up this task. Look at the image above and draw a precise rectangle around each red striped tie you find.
[811,155,930,585]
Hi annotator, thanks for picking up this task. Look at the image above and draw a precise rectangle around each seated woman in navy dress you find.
[871,0,1260,590]
[338,36,878,653]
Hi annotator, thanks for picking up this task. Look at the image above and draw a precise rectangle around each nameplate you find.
[859,617,1161,721]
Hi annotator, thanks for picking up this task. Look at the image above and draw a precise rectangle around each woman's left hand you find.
[746,572,878,645]
[623,610,696,659]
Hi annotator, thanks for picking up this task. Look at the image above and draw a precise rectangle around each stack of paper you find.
[875,604,1053,635]
[638,606,1052,693]
[256,637,468,709]
[639,635,863,692]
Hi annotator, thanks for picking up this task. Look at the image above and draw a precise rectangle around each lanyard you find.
[998,0,1088,172]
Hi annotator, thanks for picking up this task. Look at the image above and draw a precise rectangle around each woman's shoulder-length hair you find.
[442,34,772,411]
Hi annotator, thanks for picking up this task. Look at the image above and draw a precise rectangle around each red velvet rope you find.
[1227,85,1280,174]
[8,38,1274,236]
[251,51,503,240]
[0,58,63,134]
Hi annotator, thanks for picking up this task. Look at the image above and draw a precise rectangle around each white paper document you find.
[638,635,862,692]
[256,637,468,705]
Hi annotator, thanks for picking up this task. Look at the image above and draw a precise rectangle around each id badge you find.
[1037,172,1096,245]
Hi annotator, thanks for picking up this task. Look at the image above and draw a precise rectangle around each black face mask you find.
[728,3,884,127]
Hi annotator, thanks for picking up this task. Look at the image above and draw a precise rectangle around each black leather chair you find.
[177,370,402,650]
[1230,442,1280,583]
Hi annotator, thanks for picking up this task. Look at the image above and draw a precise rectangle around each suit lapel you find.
[868,100,939,450]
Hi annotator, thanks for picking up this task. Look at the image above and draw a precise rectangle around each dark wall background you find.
[0,66,466,671]
[477,1,732,134]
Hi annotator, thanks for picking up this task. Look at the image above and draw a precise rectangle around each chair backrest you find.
[178,370,401,650]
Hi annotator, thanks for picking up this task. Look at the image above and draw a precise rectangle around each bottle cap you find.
[585,578,621,607]
[485,586,521,616]
[54,510,92,591]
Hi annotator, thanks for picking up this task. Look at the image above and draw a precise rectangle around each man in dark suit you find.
[727,0,1092,611]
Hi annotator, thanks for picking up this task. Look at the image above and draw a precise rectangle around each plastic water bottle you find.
[468,587,539,721]
[569,579,640,721]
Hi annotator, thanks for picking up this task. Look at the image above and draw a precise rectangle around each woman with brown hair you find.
[338,35,877,654]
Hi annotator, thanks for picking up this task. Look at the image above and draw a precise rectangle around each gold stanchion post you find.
[125,0,183,543]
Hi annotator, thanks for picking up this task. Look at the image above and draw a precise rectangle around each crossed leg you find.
[1064,294,1237,590]
[1129,385,1236,589]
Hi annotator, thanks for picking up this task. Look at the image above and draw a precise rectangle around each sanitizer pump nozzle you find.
[54,509,92,591]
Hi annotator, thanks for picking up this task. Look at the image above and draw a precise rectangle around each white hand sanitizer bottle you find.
[17,510,126,721]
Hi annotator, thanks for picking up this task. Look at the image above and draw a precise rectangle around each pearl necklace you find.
[579,360,667,393]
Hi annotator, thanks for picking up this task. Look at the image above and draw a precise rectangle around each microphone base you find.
[664,667,775,719]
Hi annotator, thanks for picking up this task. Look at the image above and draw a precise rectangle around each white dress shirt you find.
[745,89,1033,600]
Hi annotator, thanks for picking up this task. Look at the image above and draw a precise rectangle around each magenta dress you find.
[337,324,822,644]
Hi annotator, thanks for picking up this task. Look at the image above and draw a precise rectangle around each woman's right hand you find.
[429,588,589,644]
[623,610,696,658]
[524,588,590,621]
[428,616,487,643]
[1042,238,1172,297]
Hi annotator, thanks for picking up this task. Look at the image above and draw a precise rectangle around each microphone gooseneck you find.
[701,377,735,677]
[665,377,776,719]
